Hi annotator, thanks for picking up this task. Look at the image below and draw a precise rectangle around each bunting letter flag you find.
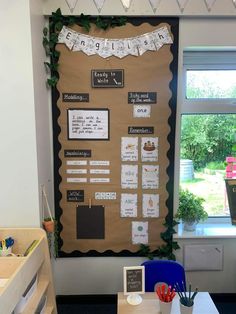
[65,0,78,13]
[93,0,106,12]
[120,0,133,11]
[204,0,216,11]
[177,0,189,12]
[58,26,173,59]
[233,0,236,8]
[149,0,162,13]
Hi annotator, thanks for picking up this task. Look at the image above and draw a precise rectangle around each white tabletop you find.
[117,292,219,314]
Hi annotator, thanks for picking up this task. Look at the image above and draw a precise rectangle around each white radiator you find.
[184,244,223,270]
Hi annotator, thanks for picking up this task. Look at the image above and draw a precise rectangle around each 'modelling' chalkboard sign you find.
[128,92,157,104]
[91,69,124,88]
[63,93,89,102]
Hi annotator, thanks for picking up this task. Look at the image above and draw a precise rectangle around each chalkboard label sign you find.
[123,266,145,295]
[63,93,89,102]
[64,150,91,158]
[128,92,157,104]
[67,190,84,202]
[128,126,154,134]
[91,70,124,88]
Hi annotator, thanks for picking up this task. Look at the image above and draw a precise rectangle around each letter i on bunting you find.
[93,0,106,12]
[65,0,78,13]
[204,0,216,11]
[176,0,189,12]
[148,0,162,13]
[120,0,133,11]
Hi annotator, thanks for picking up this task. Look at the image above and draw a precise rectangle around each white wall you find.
[0,0,40,226]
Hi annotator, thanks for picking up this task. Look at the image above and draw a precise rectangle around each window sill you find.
[174,222,236,239]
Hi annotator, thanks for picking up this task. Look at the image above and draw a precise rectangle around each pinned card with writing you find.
[141,137,158,162]
[133,105,151,118]
[121,165,138,189]
[120,193,138,217]
[142,165,159,189]
[132,221,148,245]
[142,194,159,218]
[121,137,138,162]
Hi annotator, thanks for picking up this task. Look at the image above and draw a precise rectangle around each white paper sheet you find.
[121,165,138,189]
[141,137,158,162]
[142,165,159,189]
[121,137,138,161]
[132,221,148,244]
[142,194,159,217]
[120,193,138,217]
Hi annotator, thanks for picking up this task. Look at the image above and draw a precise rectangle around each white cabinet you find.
[0,228,57,314]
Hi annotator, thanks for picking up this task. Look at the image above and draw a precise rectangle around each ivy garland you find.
[43,8,179,260]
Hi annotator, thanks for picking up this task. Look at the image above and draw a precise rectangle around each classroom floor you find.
[56,294,236,314]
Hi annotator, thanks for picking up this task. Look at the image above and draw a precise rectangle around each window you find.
[180,50,236,217]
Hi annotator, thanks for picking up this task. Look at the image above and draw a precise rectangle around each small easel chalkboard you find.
[123,266,145,305]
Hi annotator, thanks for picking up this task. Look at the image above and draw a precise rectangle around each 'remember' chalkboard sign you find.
[91,69,124,88]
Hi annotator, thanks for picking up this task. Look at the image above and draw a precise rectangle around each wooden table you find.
[117,292,219,314]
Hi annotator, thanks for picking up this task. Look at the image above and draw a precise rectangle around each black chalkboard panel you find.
[63,93,89,102]
[128,92,157,104]
[67,190,84,202]
[124,267,144,294]
[91,69,124,88]
[76,205,105,239]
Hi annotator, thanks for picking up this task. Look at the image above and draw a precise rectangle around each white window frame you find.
[181,49,236,221]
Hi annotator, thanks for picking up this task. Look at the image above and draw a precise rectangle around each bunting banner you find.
[204,0,216,11]
[93,0,106,12]
[233,0,236,8]
[120,0,133,11]
[177,0,189,12]
[58,25,173,58]
[65,0,78,13]
[149,0,162,12]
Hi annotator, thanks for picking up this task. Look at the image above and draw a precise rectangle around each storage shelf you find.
[0,228,57,314]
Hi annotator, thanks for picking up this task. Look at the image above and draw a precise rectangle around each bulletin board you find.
[52,17,179,257]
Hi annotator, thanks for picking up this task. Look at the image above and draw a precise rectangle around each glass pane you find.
[186,70,236,99]
[180,114,236,217]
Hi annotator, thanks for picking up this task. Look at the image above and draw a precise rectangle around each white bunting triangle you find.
[176,0,189,12]
[120,0,133,11]
[149,0,162,13]
[233,0,236,8]
[204,0,216,11]
[65,0,78,13]
[93,0,106,12]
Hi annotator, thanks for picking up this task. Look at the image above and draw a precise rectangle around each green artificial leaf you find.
[43,27,48,36]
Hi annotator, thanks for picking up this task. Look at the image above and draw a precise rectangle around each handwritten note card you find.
[68,109,109,140]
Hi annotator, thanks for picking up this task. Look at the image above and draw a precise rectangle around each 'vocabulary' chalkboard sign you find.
[91,70,124,88]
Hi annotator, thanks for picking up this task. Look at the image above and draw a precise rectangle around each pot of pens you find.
[0,237,14,257]
[156,284,176,314]
[174,283,198,314]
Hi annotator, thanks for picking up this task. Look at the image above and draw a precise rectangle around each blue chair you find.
[141,260,186,292]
